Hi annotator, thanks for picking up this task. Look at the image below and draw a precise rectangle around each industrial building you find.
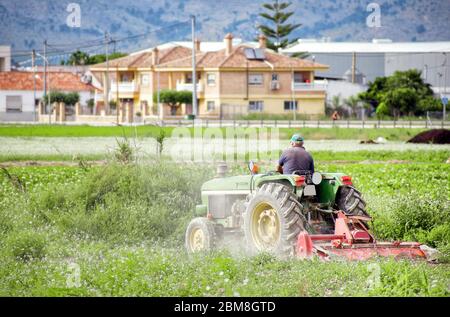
[281,39,450,97]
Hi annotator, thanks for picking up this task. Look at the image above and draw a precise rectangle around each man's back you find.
[278,146,314,175]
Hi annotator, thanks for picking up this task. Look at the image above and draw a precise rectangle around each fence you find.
[153,119,450,129]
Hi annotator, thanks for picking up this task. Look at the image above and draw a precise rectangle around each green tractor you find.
[185,162,368,256]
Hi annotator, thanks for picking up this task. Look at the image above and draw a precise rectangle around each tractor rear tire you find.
[244,183,308,257]
[185,217,216,254]
[336,186,369,217]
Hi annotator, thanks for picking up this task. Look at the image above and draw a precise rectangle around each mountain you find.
[2,0,450,63]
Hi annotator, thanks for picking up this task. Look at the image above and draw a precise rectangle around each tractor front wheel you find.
[244,183,308,256]
[185,217,216,253]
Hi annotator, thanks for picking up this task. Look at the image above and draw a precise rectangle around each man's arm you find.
[310,155,315,174]
[277,151,286,174]
[277,165,283,174]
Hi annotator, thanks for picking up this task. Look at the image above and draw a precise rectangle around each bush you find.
[42,91,80,106]
[371,195,450,249]
[36,163,212,244]
[6,231,46,261]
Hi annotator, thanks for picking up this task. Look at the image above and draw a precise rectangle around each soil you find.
[407,129,450,144]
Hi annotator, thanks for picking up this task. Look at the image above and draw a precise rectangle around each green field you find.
[0,124,426,141]
[0,154,449,296]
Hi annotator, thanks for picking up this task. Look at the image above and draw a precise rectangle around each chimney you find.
[195,38,201,52]
[224,33,233,56]
[258,34,267,49]
[152,47,159,65]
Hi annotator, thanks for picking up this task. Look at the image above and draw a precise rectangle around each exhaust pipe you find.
[216,162,228,178]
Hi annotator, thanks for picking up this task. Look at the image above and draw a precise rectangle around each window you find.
[284,101,298,111]
[248,101,264,112]
[0,57,5,72]
[207,73,216,86]
[248,74,263,86]
[185,73,193,84]
[207,101,215,111]
[272,73,279,81]
[6,96,22,112]
[140,74,149,86]
[294,72,304,83]
[185,73,201,84]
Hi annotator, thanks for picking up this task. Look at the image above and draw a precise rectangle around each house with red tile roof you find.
[0,71,95,121]
[90,46,193,115]
[90,34,329,118]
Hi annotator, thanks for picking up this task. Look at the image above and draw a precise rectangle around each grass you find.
[0,158,449,297]
[0,124,427,141]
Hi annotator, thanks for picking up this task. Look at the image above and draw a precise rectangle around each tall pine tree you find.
[258,0,301,52]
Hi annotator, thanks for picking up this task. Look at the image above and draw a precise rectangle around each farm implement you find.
[185,162,435,261]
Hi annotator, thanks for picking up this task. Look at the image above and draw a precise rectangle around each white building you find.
[0,71,95,122]
[281,39,450,97]
[0,46,11,72]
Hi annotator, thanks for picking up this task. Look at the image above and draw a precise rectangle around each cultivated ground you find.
[0,125,449,296]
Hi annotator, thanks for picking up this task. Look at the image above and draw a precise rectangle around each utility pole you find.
[351,52,356,84]
[291,64,296,121]
[157,71,161,120]
[105,31,110,114]
[191,15,198,117]
[444,53,448,121]
[43,40,48,119]
[116,66,119,125]
[32,50,36,122]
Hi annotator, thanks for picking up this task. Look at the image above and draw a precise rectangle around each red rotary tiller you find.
[296,211,432,261]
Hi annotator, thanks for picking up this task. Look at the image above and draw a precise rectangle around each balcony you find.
[110,81,139,93]
[176,81,204,93]
[292,81,327,91]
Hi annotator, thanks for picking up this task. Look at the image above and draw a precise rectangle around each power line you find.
[8,20,192,61]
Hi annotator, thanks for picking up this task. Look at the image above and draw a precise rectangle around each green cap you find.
[290,134,304,143]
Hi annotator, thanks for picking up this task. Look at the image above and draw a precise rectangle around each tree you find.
[64,92,80,106]
[87,52,127,65]
[153,90,192,116]
[344,95,360,117]
[61,51,127,65]
[358,69,439,117]
[375,102,389,119]
[62,50,90,66]
[42,91,79,105]
[258,0,301,52]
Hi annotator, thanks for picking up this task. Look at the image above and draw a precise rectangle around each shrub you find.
[6,231,46,261]
[36,163,212,244]
[114,137,135,164]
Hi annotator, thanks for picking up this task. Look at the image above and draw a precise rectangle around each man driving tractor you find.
[277,134,314,175]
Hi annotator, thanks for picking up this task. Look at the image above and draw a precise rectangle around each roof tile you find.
[0,71,94,91]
